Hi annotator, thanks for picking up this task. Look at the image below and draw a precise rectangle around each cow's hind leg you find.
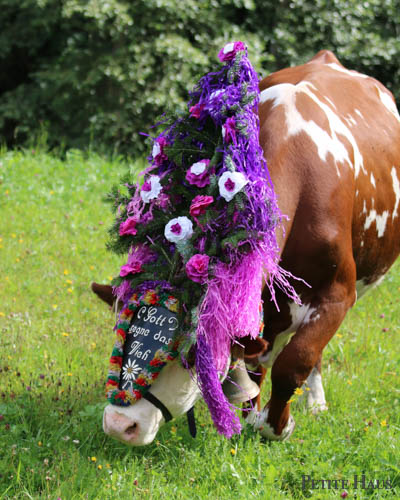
[252,278,356,440]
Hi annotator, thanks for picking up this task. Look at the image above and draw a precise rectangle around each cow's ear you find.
[91,282,115,307]
[240,335,269,364]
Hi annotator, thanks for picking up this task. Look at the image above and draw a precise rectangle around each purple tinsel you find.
[195,333,241,438]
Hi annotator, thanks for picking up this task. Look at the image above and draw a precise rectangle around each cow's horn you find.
[222,359,260,404]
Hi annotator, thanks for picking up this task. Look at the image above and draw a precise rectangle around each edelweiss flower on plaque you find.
[140,175,162,203]
[218,171,248,201]
[164,216,193,243]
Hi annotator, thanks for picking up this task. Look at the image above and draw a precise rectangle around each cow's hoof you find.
[309,402,328,415]
[246,408,295,441]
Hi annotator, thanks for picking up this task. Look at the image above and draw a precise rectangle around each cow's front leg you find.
[252,294,354,440]
[302,355,328,414]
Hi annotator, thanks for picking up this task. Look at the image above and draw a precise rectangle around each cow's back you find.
[258,50,400,300]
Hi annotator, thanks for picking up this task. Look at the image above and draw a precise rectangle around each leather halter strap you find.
[143,392,173,422]
[142,391,196,438]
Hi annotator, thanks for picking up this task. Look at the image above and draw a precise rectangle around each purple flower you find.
[186,160,211,188]
[119,262,142,277]
[186,254,210,283]
[190,195,214,217]
[222,117,236,143]
[218,41,246,62]
[119,217,137,236]
[152,137,168,165]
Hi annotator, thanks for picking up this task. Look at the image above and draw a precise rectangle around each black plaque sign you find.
[119,305,179,391]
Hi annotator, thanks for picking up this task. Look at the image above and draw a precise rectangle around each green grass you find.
[0,148,399,499]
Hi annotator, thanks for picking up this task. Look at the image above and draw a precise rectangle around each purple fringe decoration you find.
[195,333,241,438]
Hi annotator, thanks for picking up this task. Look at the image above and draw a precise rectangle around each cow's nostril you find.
[124,423,138,436]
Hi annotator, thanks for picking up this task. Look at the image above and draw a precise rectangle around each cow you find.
[94,50,400,446]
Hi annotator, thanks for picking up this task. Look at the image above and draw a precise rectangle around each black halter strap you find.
[143,392,173,422]
[142,391,197,438]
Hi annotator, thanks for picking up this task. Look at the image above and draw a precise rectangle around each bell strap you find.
[186,406,197,438]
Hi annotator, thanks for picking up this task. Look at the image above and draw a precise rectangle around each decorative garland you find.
[105,41,300,438]
[105,289,180,406]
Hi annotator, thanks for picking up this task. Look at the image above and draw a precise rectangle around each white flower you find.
[122,358,141,381]
[218,171,248,202]
[223,42,235,54]
[164,216,193,243]
[140,175,162,203]
[190,161,207,175]
[152,142,161,158]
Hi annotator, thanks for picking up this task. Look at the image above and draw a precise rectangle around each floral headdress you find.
[105,41,300,438]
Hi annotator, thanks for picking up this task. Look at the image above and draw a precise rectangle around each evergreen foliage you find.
[1,0,400,155]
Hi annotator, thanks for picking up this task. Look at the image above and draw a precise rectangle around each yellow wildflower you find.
[62,332,69,337]
[347,380,352,385]
[0,312,5,317]
[97,465,103,470]
[67,373,72,377]
[336,333,343,338]
[90,265,95,270]
[52,304,58,310]
[63,269,69,275]
[11,233,16,238]
[230,448,236,456]
[294,388,303,396]
[381,420,387,427]
[38,441,42,446]
[67,288,73,293]
[91,456,97,462]
[66,279,73,285]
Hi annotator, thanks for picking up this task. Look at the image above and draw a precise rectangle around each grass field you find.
[0,149,399,499]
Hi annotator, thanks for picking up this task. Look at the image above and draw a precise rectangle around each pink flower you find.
[119,262,142,277]
[152,137,168,165]
[222,117,236,143]
[119,217,137,236]
[218,41,246,62]
[186,254,210,284]
[190,195,214,217]
[189,103,204,119]
[186,160,210,188]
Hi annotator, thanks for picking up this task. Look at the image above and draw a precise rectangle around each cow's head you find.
[92,282,268,446]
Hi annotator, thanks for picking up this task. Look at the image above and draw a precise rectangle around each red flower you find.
[119,217,137,236]
[107,379,118,387]
[110,356,122,367]
[116,329,126,340]
[133,390,142,399]
[189,103,204,119]
[135,377,147,387]
[186,254,210,284]
[150,358,163,367]
[190,195,214,217]
[115,391,126,400]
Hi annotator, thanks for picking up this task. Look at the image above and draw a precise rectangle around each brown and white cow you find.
[95,50,400,445]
